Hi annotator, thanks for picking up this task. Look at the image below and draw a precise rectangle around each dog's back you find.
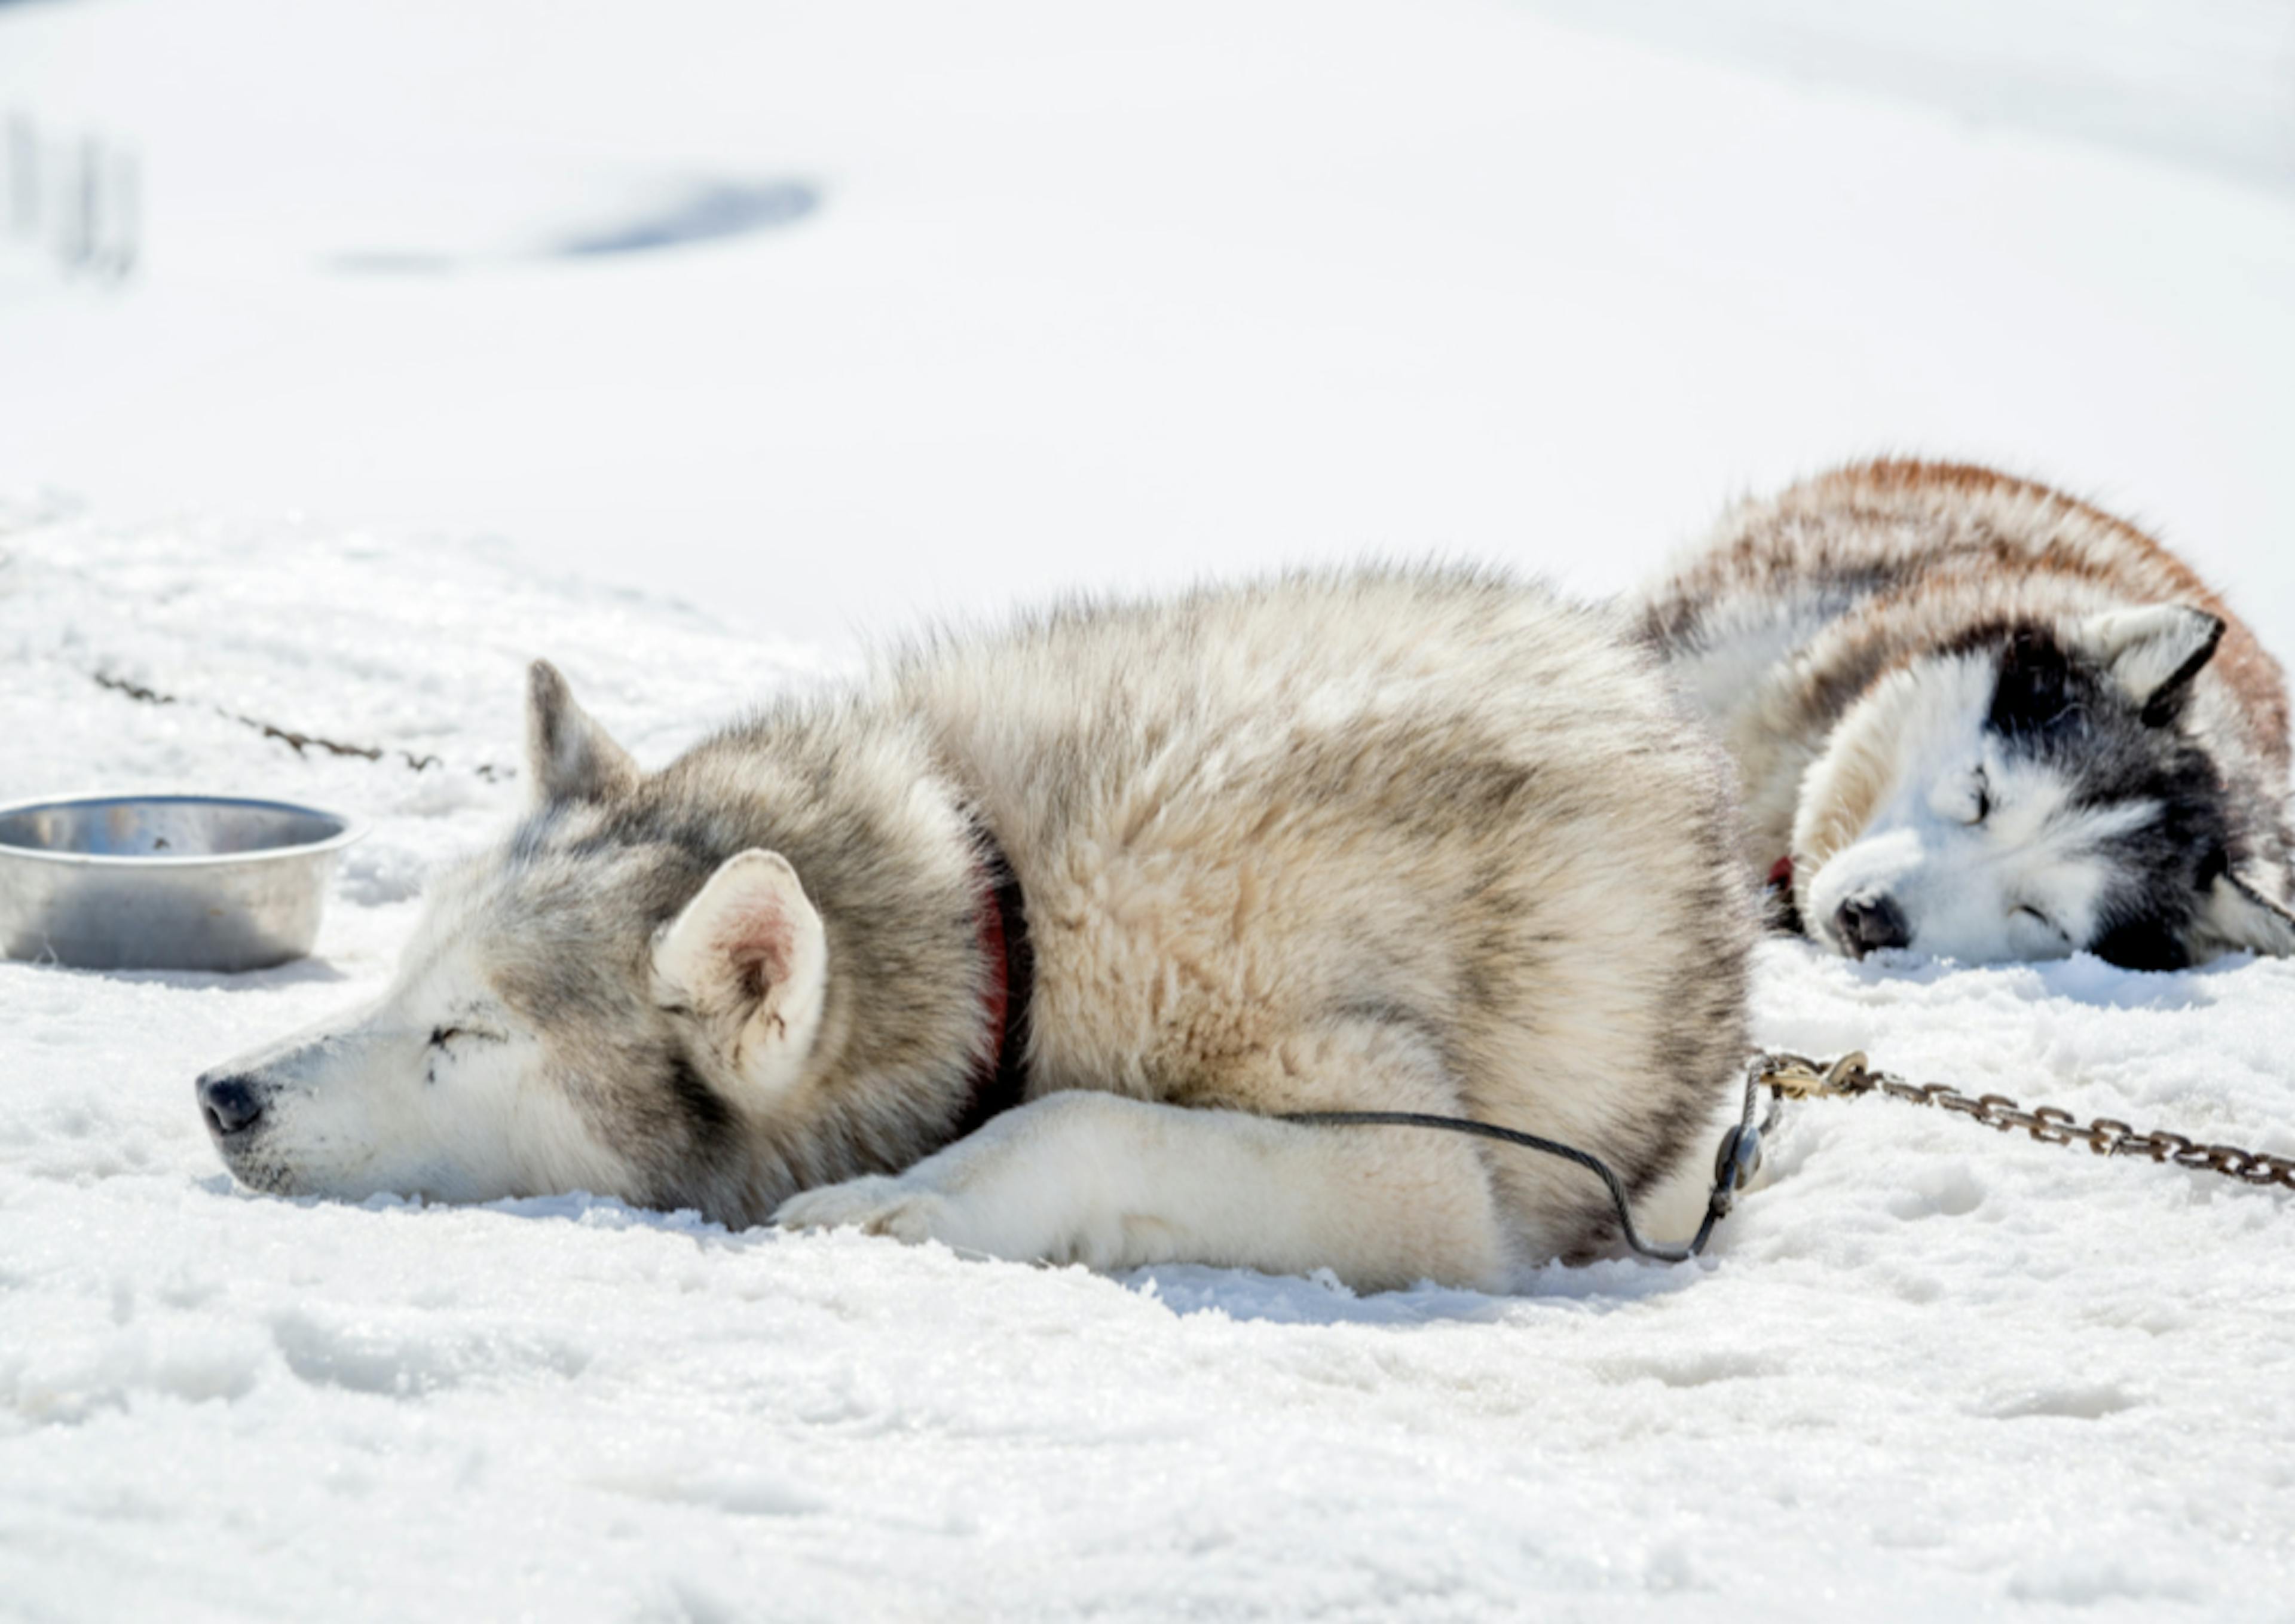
[890,570,1753,1257]
[1645,461,2286,766]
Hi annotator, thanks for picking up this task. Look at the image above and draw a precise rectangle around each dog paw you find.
[773,1175,959,1247]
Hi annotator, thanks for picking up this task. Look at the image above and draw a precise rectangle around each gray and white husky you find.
[197,570,1753,1289]
[1636,460,2295,968]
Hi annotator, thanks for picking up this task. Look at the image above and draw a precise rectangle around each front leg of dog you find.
[773,1090,1515,1291]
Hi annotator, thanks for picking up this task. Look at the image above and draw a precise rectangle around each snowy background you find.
[4,1,2295,1619]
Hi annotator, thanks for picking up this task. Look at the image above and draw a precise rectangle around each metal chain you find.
[1285,1049,2284,1267]
[1755,1051,2295,1191]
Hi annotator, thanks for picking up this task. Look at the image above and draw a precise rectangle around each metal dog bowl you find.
[0,793,363,972]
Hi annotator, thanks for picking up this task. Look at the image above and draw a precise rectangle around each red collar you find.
[952,836,1032,1139]
[1765,854,1803,935]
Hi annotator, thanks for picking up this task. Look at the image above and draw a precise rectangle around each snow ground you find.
[4,0,2295,649]
[1518,0,2295,201]
[5,509,2295,1623]
[5,0,2295,1618]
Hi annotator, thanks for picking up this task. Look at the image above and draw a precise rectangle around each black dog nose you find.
[1834,894,1911,957]
[197,1074,265,1136]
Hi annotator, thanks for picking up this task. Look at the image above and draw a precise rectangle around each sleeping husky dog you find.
[1636,460,2295,968]
[196,570,1752,1290]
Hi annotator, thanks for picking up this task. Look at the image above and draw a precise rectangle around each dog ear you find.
[527,660,638,805]
[2067,606,2224,723]
[651,850,829,1098]
[2198,870,2295,959]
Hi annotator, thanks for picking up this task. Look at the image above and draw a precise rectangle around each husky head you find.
[192,662,950,1221]
[1792,605,2295,969]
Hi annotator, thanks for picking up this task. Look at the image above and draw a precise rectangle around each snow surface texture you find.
[4,0,2295,646]
[5,512,2295,1623]
[1521,0,2295,199]
[5,0,2295,1617]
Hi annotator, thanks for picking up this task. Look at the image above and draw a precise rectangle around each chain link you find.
[1755,1051,2295,1191]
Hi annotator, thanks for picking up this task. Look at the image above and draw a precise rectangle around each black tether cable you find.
[1281,1059,1771,1264]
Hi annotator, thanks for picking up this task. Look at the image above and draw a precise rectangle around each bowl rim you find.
[0,791,368,869]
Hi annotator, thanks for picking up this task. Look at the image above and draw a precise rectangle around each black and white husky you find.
[1637,460,2295,968]
[198,570,1754,1289]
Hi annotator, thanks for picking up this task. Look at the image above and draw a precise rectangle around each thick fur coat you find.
[1636,460,2295,967]
[200,569,1754,1289]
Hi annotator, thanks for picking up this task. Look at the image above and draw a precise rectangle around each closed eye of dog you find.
[1971,767,1993,825]
[429,1025,503,1048]
[2012,904,2065,938]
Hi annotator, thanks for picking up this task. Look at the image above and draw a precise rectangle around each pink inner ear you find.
[717,907,794,1002]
